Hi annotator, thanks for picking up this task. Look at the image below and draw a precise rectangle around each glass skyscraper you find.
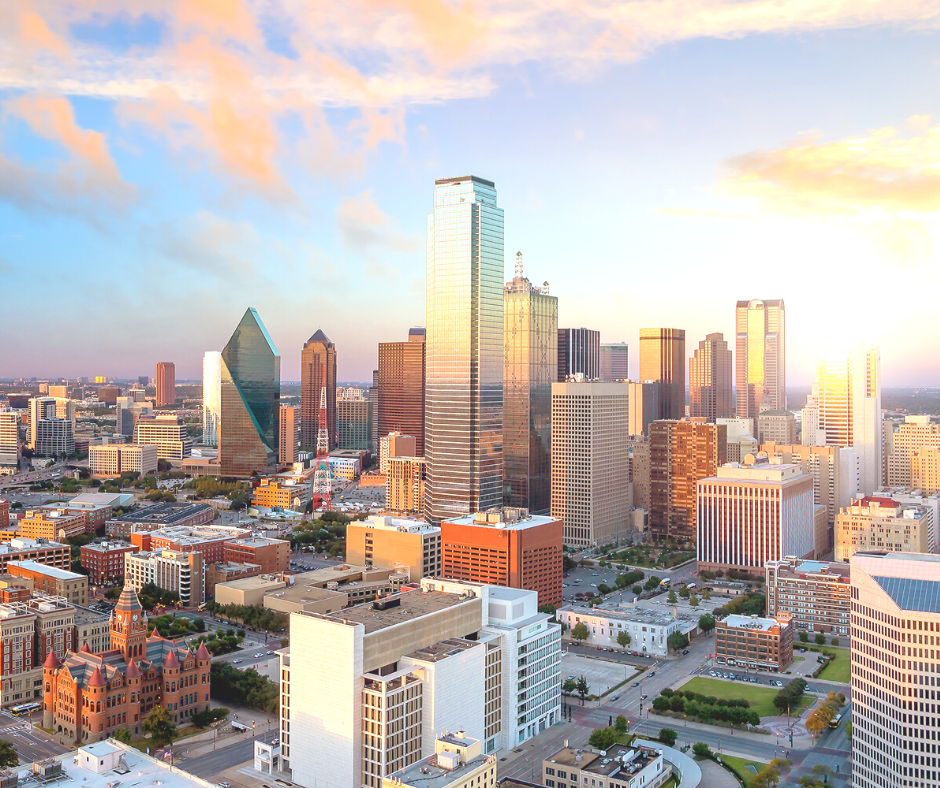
[219,308,280,478]
[735,298,785,419]
[425,176,504,523]
[202,351,221,447]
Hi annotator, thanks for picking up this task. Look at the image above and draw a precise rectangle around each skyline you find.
[3,3,940,384]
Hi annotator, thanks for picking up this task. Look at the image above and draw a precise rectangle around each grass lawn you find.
[680,677,813,718]
[807,647,851,683]
[720,755,768,786]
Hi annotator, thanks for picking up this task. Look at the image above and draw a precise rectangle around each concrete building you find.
[386,455,426,515]
[765,557,851,637]
[380,432,417,474]
[223,535,290,574]
[133,415,192,460]
[0,409,20,467]
[130,524,250,564]
[301,329,337,449]
[28,397,74,456]
[649,420,726,542]
[80,541,140,584]
[442,508,562,607]
[599,343,629,382]
[0,538,70,573]
[556,604,695,656]
[252,478,309,510]
[757,410,797,446]
[835,496,932,561]
[205,561,262,596]
[542,743,669,788]
[105,502,216,538]
[386,732,496,788]
[689,332,732,421]
[718,417,758,464]
[155,361,176,407]
[850,552,940,788]
[551,382,630,549]
[329,453,362,480]
[73,604,111,654]
[377,330,426,457]
[628,437,651,511]
[628,381,659,437]
[202,350,222,448]
[872,486,940,548]
[735,299,786,419]
[885,415,940,487]
[337,396,373,452]
[280,578,560,787]
[639,328,685,420]
[557,328,600,382]
[7,561,87,605]
[89,443,158,477]
[346,515,441,582]
[697,456,819,576]
[20,509,87,541]
[715,613,793,672]
[912,445,940,495]
[115,396,152,438]
[279,405,299,465]
[124,548,204,607]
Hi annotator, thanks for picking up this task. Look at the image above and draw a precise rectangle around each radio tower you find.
[311,368,332,512]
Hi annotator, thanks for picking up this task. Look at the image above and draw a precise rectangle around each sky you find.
[2,1,940,386]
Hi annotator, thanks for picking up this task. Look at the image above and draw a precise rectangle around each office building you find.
[202,350,222,447]
[628,381,658,437]
[735,298,785,419]
[96,385,120,406]
[689,332,733,421]
[0,537,70,573]
[279,405,298,465]
[442,508,563,606]
[346,515,442,582]
[551,382,630,549]
[116,396,152,438]
[124,548,204,607]
[885,415,940,487]
[224,535,290,574]
[80,541,140,584]
[542,744,668,788]
[28,397,74,456]
[873,486,940,547]
[697,456,818,576]
[301,329,337,449]
[380,432,417,474]
[718,417,757,463]
[387,732,496,788]
[252,477,308,510]
[0,499,8,530]
[649,420,726,542]
[378,329,426,456]
[130,524,250,564]
[757,410,797,445]
[7,560,88,605]
[73,604,111,654]
[628,437,651,511]
[337,396,373,452]
[639,328,685,420]
[835,496,932,560]
[556,604,695,657]
[504,252,557,512]
[88,443,158,478]
[599,342,629,382]
[765,557,851,637]
[220,307,280,478]
[105,503,216,538]
[800,385,822,446]
[912,446,940,494]
[47,385,68,398]
[715,612,793,672]
[20,509,87,541]
[0,409,20,467]
[815,343,882,495]
[425,176,504,524]
[280,577,560,787]
[850,551,940,788]
[43,586,211,740]
[155,362,176,407]
[133,415,192,460]
[557,328,599,382]
[386,455,427,515]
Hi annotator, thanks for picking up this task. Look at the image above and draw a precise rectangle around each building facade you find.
[155,362,175,407]
[542,744,669,788]
[0,538,70,573]
[556,604,691,657]
[599,343,629,382]
[424,176,504,524]
[80,541,140,584]
[557,328,599,382]
[224,536,290,574]
[387,732,496,788]
[0,409,18,467]
[689,332,733,422]
[124,548,205,607]
[105,503,216,538]
[715,613,793,672]
[912,446,940,494]
[88,444,158,477]
[133,415,192,460]
[639,328,685,421]
[28,397,74,456]
[115,397,153,438]
[7,561,88,605]
[765,557,850,637]
[20,509,87,541]
[835,496,931,561]
[346,515,442,583]
[735,299,785,419]
[886,415,940,487]
[757,410,797,445]
[377,330,426,457]
[202,351,222,448]
[279,405,298,465]
[628,381,659,437]
[386,456,426,515]
[301,330,337,450]
[337,397,373,452]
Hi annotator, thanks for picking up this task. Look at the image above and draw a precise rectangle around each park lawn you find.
[680,677,813,718]
[810,647,851,683]
[720,755,768,786]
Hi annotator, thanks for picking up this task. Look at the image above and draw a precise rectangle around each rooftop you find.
[0,537,67,553]
[82,540,137,553]
[7,560,85,580]
[391,749,491,788]
[319,588,477,634]
[108,502,217,526]
[444,507,561,530]
[355,515,440,535]
[73,605,110,624]
[406,637,481,663]
[147,525,251,545]
[768,557,850,578]
[723,614,784,631]
[545,745,660,780]
[225,535,289,548]
[68,492,133,507]
[560,603,685,628]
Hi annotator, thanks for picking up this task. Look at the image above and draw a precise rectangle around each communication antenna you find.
[515,251,523,279]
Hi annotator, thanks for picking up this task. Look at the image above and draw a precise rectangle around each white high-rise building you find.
[851,552,940,788]
[0,410,18,467]
[27,397,74,456]
[885,415,940,487]
[202,351,222,447]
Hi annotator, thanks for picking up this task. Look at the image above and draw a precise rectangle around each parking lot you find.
[334,480,385,513]
[704,669,786,688]
[561,652,645,696]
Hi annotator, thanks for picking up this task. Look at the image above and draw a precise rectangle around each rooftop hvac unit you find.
[0,772,19,788]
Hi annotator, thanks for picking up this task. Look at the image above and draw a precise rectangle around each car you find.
[777,681,784,687]
[640,694,648,700]
[591,583,598,587]
[232,659,242,664]
[219,782,232,788]
[611,695,620,701]
[267,650,274,655]
[709,671,716,677]
[648,672,655,677]
[567,675,575,681]
[254,653,263,658]
[682,649,689,655]
[631,682,639,687]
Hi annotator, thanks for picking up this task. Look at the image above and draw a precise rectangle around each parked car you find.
[682,649,689,655]
[648,671,655,677]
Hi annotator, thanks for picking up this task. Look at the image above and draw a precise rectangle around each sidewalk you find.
[644,712,815,751]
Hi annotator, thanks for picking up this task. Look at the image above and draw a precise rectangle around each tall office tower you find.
[550,382,631,549]
[377,329,426,456]
[116,396,152,437]
[155,361,176,407]
[735,298,785,419]
[202,351,222,448]
[757,410,797,445]
[425,176,504,524]
[649,419,727,542]
[28,397,75,456]
[219,307,280,478]
[599,343,629,382]
[627,437,651,510]
[801,385,822,445]
[337,396,373,451]
[850,552,940,788]
[370,369,380,451]
[503,252,557,512]
[279,405,298,465]
[639,328,686,420]
[815,343,882,495]
[557,328,600,382]
[300,330,337,450]
[0,410,19,467]
[688,332,733,422]
[885,415,940,487]
[628,381,659,437]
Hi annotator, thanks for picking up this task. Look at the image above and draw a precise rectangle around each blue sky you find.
[2,1,939,385]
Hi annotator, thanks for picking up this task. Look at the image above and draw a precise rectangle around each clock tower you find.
[110,585,148,661]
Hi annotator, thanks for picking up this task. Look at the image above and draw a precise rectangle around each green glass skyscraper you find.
[220,307,280,478]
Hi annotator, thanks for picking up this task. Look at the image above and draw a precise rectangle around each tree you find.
[667,632,689,653]
[831,637,840,647]
[814,633,826,646]
[615,715,628,733]
[698,614,716,634]
[679,587,690,599]
[667,590,678,604]
[644,575,661,592]
[562,679,577,695]
[658,728,677,747]
[112,728,132,744]
[689,594,699,607]
[702,588,711,601]
[576,675,589,705]
[617,631,631,651]
[805,708,832,742]
[571,622,589,643]
[588,727,617,750]
[692,742,712,759]
[142,705,178,747]
[632,585,643,595]
[845,721,852,740]
[0,739,17,769]
[799,631,809,643]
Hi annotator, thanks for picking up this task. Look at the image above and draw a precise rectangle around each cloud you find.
[11,5,71,59]
[140,210,260,275]
[653,206,752,220]
[337,189,420,254]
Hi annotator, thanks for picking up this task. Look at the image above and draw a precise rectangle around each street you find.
[0,711,68,765]
[180,729,278,777]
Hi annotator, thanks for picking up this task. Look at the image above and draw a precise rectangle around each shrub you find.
[692,742,712,759]
[659,728,677,747]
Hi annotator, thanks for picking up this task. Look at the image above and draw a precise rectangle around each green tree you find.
[616,631,631,651]
[644,576,661,592]
[679,586,690,598]
[632,585,643,595]
[588,727,617,750]
[814,633,826,646]
[658,728,677,747]
[562,679,577,695]
[0,739,18,769]
[571,622,589,643]
[799,631,809,643]
[667,590,678,604]
[667,632,689,652]
[702,588,711,601]
[614,715,628,733]
[831,637,840,647]
[142,705,178,747]
[692,742,712,759]
[845,720,852,740]
[576,675,589,705]
[689,593,699,607]
[112,728,132,744]
[698,614,716,634]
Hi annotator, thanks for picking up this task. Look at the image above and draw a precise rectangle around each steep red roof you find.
[163,649,180,669]
[80,642,92,654]
[195,642,211,660]
[43,651,61,669]
[87,666,106,687]
[124,659,142,678]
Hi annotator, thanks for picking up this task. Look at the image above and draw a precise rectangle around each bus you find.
[11,702,41,717]
[197,603,207,612]
[829,713,843,729]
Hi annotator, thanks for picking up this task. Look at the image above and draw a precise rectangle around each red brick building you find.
[130,525,248,565]
[0,538,70,573]
[0,500,8,529]
[43,585,211,743]
[80,541,140,584]
[223,536,290,574]
[441,508,563,607]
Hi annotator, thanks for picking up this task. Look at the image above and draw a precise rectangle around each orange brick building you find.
[223,536,289,574]
[441,508,563,607]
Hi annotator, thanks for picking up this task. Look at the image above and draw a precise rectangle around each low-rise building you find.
[329,453,362,480]
[715,613,794,672]
[556,603,696,657]
[834,496,932,561]
[73,604,110,654]
[385,732,497,788]
[223,535,290,574]
[0,538,70,573]
[19,509,87,541]
[124,548,204,608]
[757,410,797,446]
[346,515,441,583]
[89,443,158,477]
[765,557,851,637]
[105,502,216,538]
[6,561,88,605]
[205,561,262,597]
[133,414,193,459]
[542,744,669,788]
[252,478,310,510]
[80,541,140,584]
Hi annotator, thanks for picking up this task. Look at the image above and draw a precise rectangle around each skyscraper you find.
[301,330,337,450]
[279,405,298,465]
[735,299,785,419]
[219,308,280,478]
[689,332,733,421]
[504,252,557,512]
[557,328,600,381]
[628,381,659,437]
[28,397,74,456]
[155,362,176,407]
[639,328,686,420]
[377,329,426,456]
[116,396,152,437]
[425,175,504,524]
[202,351,222,448]
[599,343,629,381]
